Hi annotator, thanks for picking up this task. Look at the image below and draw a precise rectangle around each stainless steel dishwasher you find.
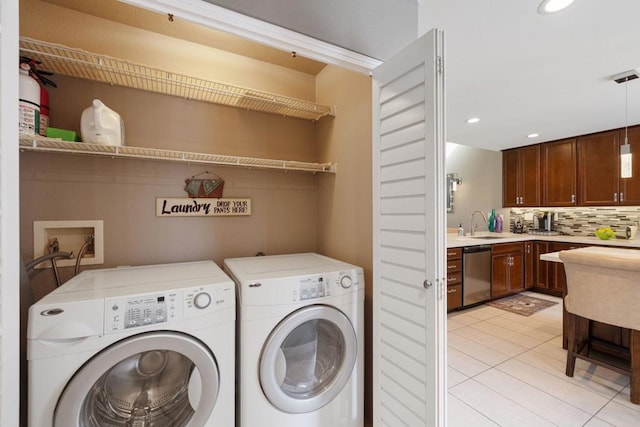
[463,245,492,306]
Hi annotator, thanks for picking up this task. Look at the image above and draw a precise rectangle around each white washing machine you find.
[27,260,235,427]
[224,253,364,427]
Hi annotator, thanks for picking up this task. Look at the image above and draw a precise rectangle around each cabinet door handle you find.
[447,288,457,294]
[620,192,624,202]
[571,194,576,204]
[614,192,618,202]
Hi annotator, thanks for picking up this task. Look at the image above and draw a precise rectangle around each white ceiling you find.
[423,0,640,151]
[202,0,417,61]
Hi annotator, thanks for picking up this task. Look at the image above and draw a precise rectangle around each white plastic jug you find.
[80,99,125,146]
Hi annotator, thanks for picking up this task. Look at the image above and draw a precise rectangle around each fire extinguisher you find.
[20,56,57,137]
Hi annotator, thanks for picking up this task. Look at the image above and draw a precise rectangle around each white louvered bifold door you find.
[372,29,447,427]
[0,0,20,425]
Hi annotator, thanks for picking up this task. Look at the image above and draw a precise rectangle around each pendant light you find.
[620,76,632,178]
[615,70,639,178]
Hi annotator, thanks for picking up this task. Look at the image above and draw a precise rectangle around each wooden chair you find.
[559,247,640,404]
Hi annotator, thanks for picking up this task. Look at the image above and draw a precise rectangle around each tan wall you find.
[47,75,318,161]
[315,65,373,422]
[21,76,320,301]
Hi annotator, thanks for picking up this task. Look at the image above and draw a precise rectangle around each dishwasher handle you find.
[463,245,492,253]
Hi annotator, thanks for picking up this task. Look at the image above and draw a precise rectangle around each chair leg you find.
[566,313,577,377]
[631,329,640,405]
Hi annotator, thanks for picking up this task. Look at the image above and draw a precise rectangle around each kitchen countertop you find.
[447,232,640,249]
[540,245,640,263]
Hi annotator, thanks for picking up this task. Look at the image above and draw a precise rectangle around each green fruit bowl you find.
[595,227,616,240]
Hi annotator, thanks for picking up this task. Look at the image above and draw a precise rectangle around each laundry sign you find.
[156,198,251,217]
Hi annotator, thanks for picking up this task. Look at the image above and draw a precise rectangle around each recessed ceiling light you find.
[466,117,480,124]
[538,0,575,14]
[528,133,540,138]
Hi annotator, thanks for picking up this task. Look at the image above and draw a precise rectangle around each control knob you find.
[339,275,353,289]
[193,292,212,309]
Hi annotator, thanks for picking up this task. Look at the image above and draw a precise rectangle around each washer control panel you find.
[106,292,176,332]
[105,283,233,333]
[124,294,170,329]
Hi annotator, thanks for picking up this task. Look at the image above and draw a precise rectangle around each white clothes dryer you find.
[224,253,364,427]
[27,261,235,427]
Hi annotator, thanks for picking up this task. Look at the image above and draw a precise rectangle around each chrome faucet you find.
[470,210,488,236]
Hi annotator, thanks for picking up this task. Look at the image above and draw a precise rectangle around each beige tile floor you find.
[447,292,640,426]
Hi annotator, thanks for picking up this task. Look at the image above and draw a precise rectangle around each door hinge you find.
[438,279,445,300]
[436,56,444,75]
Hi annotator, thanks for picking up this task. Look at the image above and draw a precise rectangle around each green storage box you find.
[46,127,79,142]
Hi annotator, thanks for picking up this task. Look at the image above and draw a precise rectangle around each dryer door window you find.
[54,331,219,427]
[260,305,357,414]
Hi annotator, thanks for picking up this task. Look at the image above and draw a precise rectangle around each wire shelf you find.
[19,135,336,174]
[19,37,335,121]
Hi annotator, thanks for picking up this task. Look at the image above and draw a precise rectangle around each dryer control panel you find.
[298,276,326,301]
[290,270,361,303]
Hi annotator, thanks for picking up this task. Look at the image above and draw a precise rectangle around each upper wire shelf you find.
[19,37,335,121]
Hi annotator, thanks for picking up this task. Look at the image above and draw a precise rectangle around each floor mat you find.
[487,294,558,316]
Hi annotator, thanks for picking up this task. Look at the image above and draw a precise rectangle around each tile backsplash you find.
[510,207,640,236]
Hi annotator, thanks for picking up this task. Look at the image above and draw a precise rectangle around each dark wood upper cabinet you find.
[541,138,577,207]
[504,126,640,208]
[503,149,519,207]
[619,125,640,205]
[502,145,541,207]
[578,130,620,205]
[577,126,640,206]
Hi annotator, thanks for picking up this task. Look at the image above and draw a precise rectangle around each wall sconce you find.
[449,173,461,191]
[447,173,462,213]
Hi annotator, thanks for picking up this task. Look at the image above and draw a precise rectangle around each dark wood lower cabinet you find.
[491,242,524,298]
[531,241,552,294]
[524,242,533,289]
[447,248,463,311]
[447,284,462,311]
[548,242,585,295]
